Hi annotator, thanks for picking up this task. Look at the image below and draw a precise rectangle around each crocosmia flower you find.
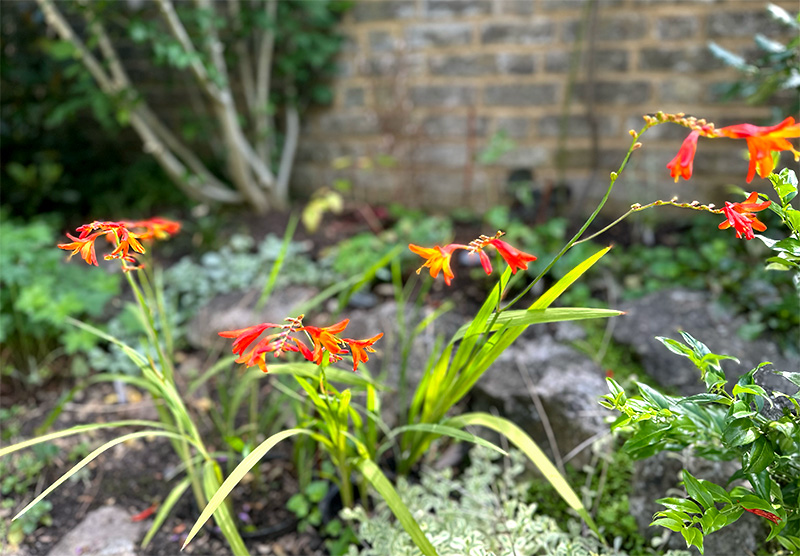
[410,231,536,285]
[58,221,145,271]
[408,243,465,285]
[124,217,181,240]
[667,130,700,182]
[718,116,800,182]
[219,315,382,373]
[718,192,771,240]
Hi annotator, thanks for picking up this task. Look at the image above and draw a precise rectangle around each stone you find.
[480,21,554,45]
[611,289,798,396]
[493,145,550,168]
[186,286,318,350]
[425,0,492,18]
[405,23,473,49]
[352,1,416,22]
[496,53,536,75]
[655,16,699,40]
[410,85,476,107]
[411,143,469,167]
[574,81,652,105]
[420,115,489,137]
[707,11,782,38]
[638,47,723,73]
[46,506,149,556]
[628,451,765,556]
[484,83,559,106]
[537,114,619,138]
[428,54,496,76]
[470,335,611,464]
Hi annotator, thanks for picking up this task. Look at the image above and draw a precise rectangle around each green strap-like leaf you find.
[0,420,174,458]
[444,412,603,540]
[140,476,191,548]
[355,458,438,556]
[202,460,249,556]
[13,430,190,521]
[388,424,508,456]
[452,307,622,341]
[183,429,311,549]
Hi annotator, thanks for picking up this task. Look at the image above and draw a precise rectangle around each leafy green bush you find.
[0,216,120,387]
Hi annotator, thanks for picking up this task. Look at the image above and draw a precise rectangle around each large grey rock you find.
[629,451,764,556]
[46,506,148,556]
[186,286,318,350]
[612,289,798,395]
[470,335,610,464]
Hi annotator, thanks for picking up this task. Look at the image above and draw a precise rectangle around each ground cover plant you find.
[1,108,798,556]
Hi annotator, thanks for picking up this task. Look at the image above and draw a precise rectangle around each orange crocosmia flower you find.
[343,333,384,372]
[667,130,701,182]
[58,221,145,269]
[299,319,350,365]
[717,116,800,182]
[718,192,771,240]
[408,243,465,285]
[485,238,537,274]
[58,231,104,266]
[126,218,181,240]
[219,316,305,372]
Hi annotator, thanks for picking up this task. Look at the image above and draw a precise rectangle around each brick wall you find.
[293,0,799,216]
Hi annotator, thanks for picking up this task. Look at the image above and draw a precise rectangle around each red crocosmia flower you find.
[58,221,146,270]
[125,217,181,240]
[299,319,350,365]
[667,130,700,182]
[219,316,305,373]
[718,191,771,240]
[718,116,800,182]
[343,333,384,372]
[408,243,465,286]
[742,507,781,525]
[484,238,537,274]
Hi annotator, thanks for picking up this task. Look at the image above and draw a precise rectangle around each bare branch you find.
[155,0,223,101]
[276,105,300,208]
[228,0,256,116]
[36,0,115,93]
[255,0,277,162]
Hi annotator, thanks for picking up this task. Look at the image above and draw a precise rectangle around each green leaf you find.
[355,458,438,556]
[682,470,714,511]
[141,477,191,548]
[444,412,602,540]
[452,307,622,341]
[743,436,774,474]
[388,424,508,456]
[14,430,190,521]
[681,525,704,554]
[723,418,759,447]
[183,429,310,549]
[201,461,248,556]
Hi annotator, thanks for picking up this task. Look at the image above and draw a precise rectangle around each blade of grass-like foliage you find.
[183,429,311,549]
[387,424,507,456]
[13,430,190,521]
[187,355,237,396]
[257,212,300,310]
[452,307,622,341]
[66,317,148,369]
[532,246,611,310]
[140,476,191,548]
[269,363,381,389]
[356,458,438,556]
[202,460,249,556]
[445,412,602,540]
[0,420,173,457]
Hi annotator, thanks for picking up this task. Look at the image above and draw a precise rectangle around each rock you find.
[185,286,318,350]
[612,289,798,395]
[46,506,149,556]
[470,335,610,464]
[628,451,764,556]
